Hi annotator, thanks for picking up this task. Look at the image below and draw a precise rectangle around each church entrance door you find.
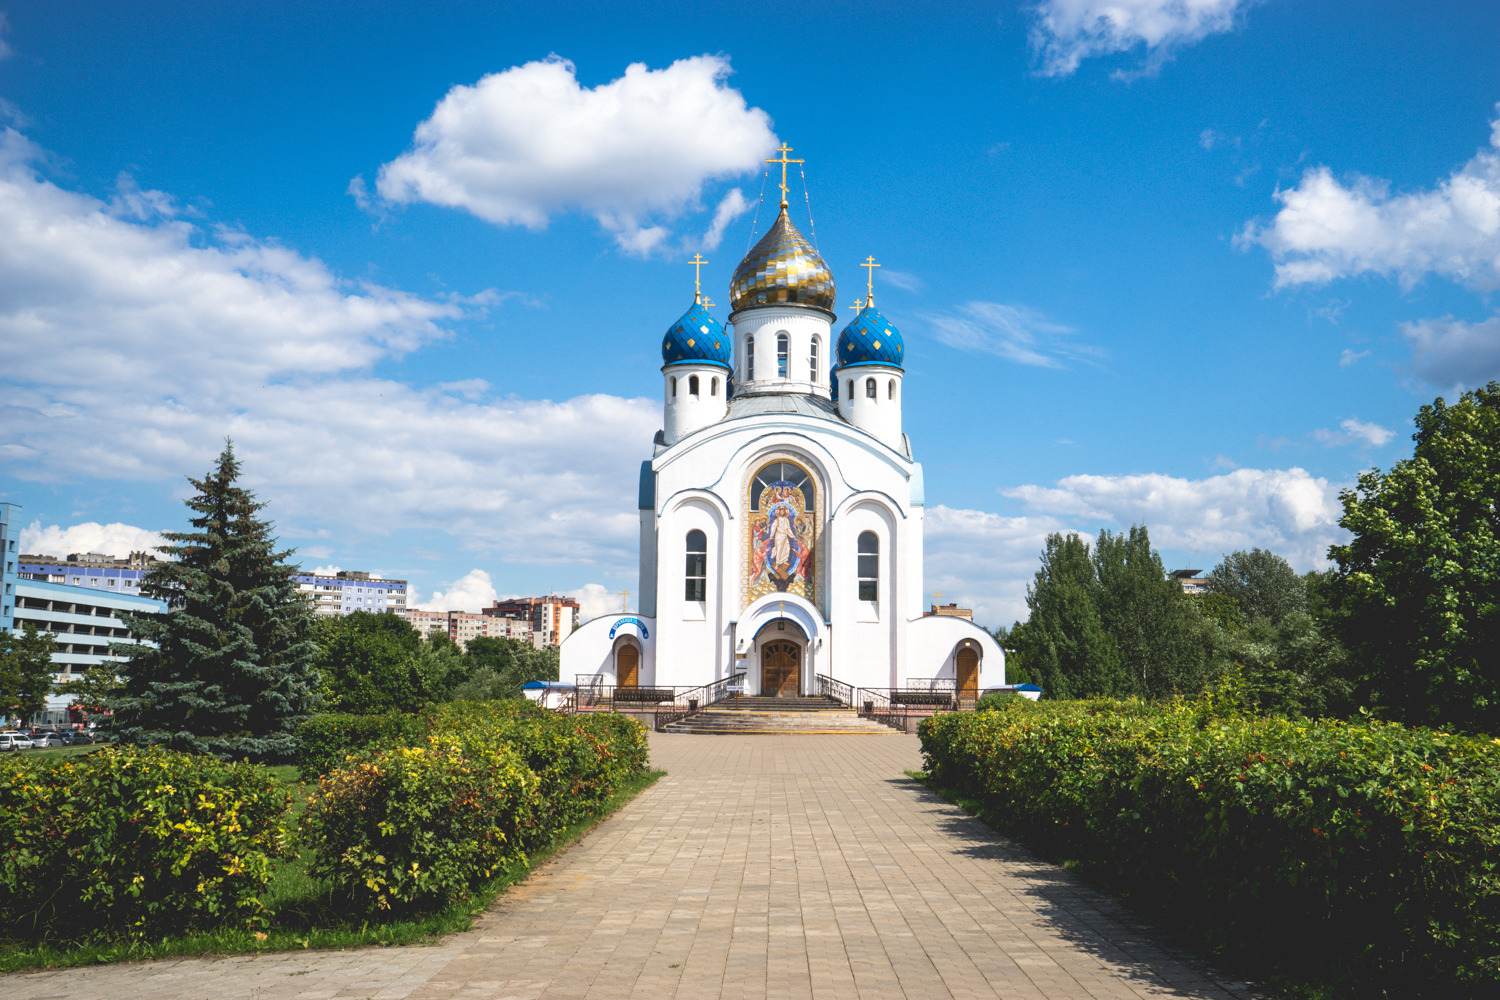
[956,648,979,708]
[616,644,639,689]
[760,641,800,697]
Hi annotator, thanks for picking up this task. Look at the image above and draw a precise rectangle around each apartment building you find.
[484,595,579,646]
[404,607,538,650]
[295,570,408,618]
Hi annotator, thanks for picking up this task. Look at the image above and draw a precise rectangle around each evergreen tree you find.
[0,623,59,725]
[111,442,319,761]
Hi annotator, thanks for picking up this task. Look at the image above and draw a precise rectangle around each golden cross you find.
[702,297,715,308]
[849,297,866,314]
[932,589,943,606]
[689,254,707,303]
[765,142,803,209]
[861,256,881,306]
[620,588,631,612]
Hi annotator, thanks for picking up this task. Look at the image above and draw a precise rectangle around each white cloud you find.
[925,505,1077,629]
[701,188,750,252]
[1400,314,1500,389]
[1241,106,1500,290]
[1029,0,1256,78]
[0,128,659,570]
[878,268,924,293]
[1002,466,1347,569]
[372,55,776,250]
[17,520,167,559]
[1312,418,1395,449]
[572,582,624,624]
[924,302,1100,368]
[1339,348,1370,367]
[419,568,499,613]
[0,14,12,62]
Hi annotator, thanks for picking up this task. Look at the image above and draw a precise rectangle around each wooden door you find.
[956,648,979,707]
[616,644,639,689]
[760,641,801,697]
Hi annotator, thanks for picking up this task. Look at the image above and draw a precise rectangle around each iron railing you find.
[654,672,746,730]
[854,686,906,732]
[816,673,854,707]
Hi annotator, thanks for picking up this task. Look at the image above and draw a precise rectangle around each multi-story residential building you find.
[484,595,579,646]
[16,549,161,597]
[12,578,164,724]
[294,570,408,618]
[1171,569,1209,596]
[0,503,19,634]
[403,608,537,650]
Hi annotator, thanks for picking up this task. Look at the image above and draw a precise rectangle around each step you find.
[662,709,897,735]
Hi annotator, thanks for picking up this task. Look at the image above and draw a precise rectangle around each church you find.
[561,150,1005,699]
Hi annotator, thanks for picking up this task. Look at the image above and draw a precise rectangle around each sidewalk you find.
[6,731,1266,999]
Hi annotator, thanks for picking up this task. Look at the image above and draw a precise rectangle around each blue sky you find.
[3,0,1499,626]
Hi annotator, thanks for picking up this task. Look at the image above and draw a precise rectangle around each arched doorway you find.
[616,642,640,689]
[754,617,806,697]
[956,644,979,707]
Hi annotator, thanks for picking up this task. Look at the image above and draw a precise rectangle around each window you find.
[746,336,755,380]
[865,378,877,399]
[776,332,789,378]
[857,532,879,601]
[888,379,896,400]
[671,376,677,397]
[689,374,700,396]
[711,376,719,396]
[847,379,853,399]
[685,529,707,602]
[809,338,819,381]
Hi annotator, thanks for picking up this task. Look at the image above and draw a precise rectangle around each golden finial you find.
[689,254,708,303]
[620,587,631,612]
[848,297,866,315]
[765,142,804,209]
[861,256,880,307]
[932,589,943,606]
[702,297,715,309]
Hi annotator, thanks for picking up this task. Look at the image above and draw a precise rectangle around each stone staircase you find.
[661,695,896,735]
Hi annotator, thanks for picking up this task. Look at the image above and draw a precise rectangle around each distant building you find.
[1171,569,1209,596]
[484,595,579,646]
[294,570,408,618]
[403,607,539,650]
[17,549,161,598]
[924,602,973,621]
[12,577,164,724]
[0,503,18,634]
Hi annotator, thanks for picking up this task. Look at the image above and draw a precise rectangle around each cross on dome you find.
[765,142,803,209]
[689,254,708,303]
[861,256,880,307]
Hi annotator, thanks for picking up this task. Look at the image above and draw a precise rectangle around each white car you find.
[0,733,34,751]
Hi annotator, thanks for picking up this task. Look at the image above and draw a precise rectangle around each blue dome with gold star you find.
[662,301,731,369]
[835,303,904,370]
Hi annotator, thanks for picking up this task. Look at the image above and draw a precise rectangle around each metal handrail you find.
[854,686,905,732]
[655,672,745,730]
[816,673,854,707]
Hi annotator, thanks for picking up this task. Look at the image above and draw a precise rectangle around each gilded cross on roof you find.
[849,297,866,314]
[689,254,708,303]
[861,256,881,306]
[765,142,803,209]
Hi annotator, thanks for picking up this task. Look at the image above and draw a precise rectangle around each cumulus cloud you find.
[925,505,1078,629]
[419,569,499,613]
[1029,0,1257,78]
[571,582,625,624]
[924,302,1100,368]
[17,520,168,559]
[1003,466,1347,569]
[701,188,750,252]
[372,55,776,251]
[1400,314,1500,389]
[0,127,659,570]
[1339,348,1370,367]
[1241,106,1500,290]
[1312,418,1395,449]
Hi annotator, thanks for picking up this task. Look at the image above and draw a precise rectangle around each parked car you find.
[0,733,35,751]
[27,730,66,748]
[60,731,96,746]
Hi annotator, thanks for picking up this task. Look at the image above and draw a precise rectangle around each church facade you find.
[561,188,1005,698]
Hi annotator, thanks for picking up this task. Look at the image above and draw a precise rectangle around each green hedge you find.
[298,710,427,775]
[919,701,1500,995]
[301,704,649,914]
[0,746,291,941]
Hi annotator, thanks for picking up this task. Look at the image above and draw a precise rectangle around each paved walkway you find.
[7,733,1265,999]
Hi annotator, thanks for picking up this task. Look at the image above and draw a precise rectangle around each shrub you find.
[301,702,650,915]
[919,703,1500,995]
[298,710,426,775]
[0,745,291,942]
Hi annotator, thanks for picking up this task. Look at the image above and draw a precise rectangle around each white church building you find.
[561,170,1004,700]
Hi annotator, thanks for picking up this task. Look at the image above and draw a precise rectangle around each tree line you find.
[1003,382,1500,732]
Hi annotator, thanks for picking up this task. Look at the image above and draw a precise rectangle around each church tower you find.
[833,260,905,453]
[660,255,731,446]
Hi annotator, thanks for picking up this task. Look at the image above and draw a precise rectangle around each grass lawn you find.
[0,765,664,972]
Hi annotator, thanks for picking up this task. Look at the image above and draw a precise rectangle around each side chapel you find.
[561,147,1005,697]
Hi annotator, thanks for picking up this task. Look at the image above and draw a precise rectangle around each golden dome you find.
[729,207,836,317]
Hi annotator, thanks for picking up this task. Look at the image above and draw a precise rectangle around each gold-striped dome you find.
[729,207,836,316]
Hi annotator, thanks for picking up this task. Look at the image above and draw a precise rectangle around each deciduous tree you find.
[0,624,58,725]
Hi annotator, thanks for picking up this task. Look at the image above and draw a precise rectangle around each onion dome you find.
[729,206,836,316]
[662,301,731,369]
[835,303,905,370]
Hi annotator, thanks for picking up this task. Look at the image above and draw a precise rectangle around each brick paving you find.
[6,732,1267,999]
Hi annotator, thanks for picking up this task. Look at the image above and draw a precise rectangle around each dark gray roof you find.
[724,392,847,425]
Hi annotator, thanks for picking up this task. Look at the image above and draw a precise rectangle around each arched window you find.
[809,337,819,381]
[689,374,700,396]
[857,531,879,601]
[685,529,707,602]
[847,379,854,399]
[888,379,896,400]
[670,376,677,398]
[746,336,755,380]
[711,376,719,396]
[865,378,877,399]
[776,332,789,378]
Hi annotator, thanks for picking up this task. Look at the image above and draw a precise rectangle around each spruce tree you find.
[111,441,319,761]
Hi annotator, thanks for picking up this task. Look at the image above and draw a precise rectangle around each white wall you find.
[732,306,832,397]
[663,364,730,445]
[836,366,904,453]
